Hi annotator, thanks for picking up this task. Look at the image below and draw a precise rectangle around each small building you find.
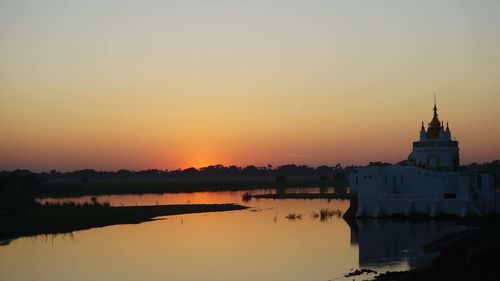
[350,101,495,218]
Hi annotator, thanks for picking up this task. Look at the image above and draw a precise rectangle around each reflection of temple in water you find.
[346,219,467,268]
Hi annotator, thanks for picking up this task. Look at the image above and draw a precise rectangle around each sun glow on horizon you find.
[177,148,225,170]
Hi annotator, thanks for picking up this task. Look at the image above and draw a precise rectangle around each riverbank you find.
[40,179,337,197]
[373,216,500,281]
[0,204,247,241]
[250,193,353,200]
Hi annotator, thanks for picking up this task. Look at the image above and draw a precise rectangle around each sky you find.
[0,0,499,171]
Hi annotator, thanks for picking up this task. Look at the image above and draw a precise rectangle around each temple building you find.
[410,99,459,171]
[350,100,495,218]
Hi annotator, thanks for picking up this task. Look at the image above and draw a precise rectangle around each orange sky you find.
[1,1,499,171]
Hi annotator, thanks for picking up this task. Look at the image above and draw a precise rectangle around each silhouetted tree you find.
[0,173,41,214]
[276,175,286,183]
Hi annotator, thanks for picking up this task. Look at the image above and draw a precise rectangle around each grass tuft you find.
[285,213,302,220]
[312,208,342,222]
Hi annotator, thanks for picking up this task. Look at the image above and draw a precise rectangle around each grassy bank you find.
[0,203,247,241]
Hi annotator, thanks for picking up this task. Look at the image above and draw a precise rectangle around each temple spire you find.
[427,95,442,139]
[433,94,438,117]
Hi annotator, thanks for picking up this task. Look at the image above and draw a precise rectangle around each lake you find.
[0,189,467,281]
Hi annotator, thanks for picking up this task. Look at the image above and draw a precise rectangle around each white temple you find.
[350,100,495,218]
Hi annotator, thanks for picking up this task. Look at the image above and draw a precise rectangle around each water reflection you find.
[37,187,345,206]
[1,190,466,281]
[349,219,467,268]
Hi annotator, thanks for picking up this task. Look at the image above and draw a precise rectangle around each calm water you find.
[1,189,467,281]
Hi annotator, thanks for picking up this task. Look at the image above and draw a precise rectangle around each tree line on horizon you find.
[1,160,499,182]
[0,161,498,206]
[2,163,353,182]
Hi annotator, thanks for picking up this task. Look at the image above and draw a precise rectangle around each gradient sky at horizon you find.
[1,0,499,171]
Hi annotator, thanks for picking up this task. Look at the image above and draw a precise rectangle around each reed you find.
[242,192,252,202]
[311,208,342,221]
[41,197,111,208]
[285,213,302,220]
